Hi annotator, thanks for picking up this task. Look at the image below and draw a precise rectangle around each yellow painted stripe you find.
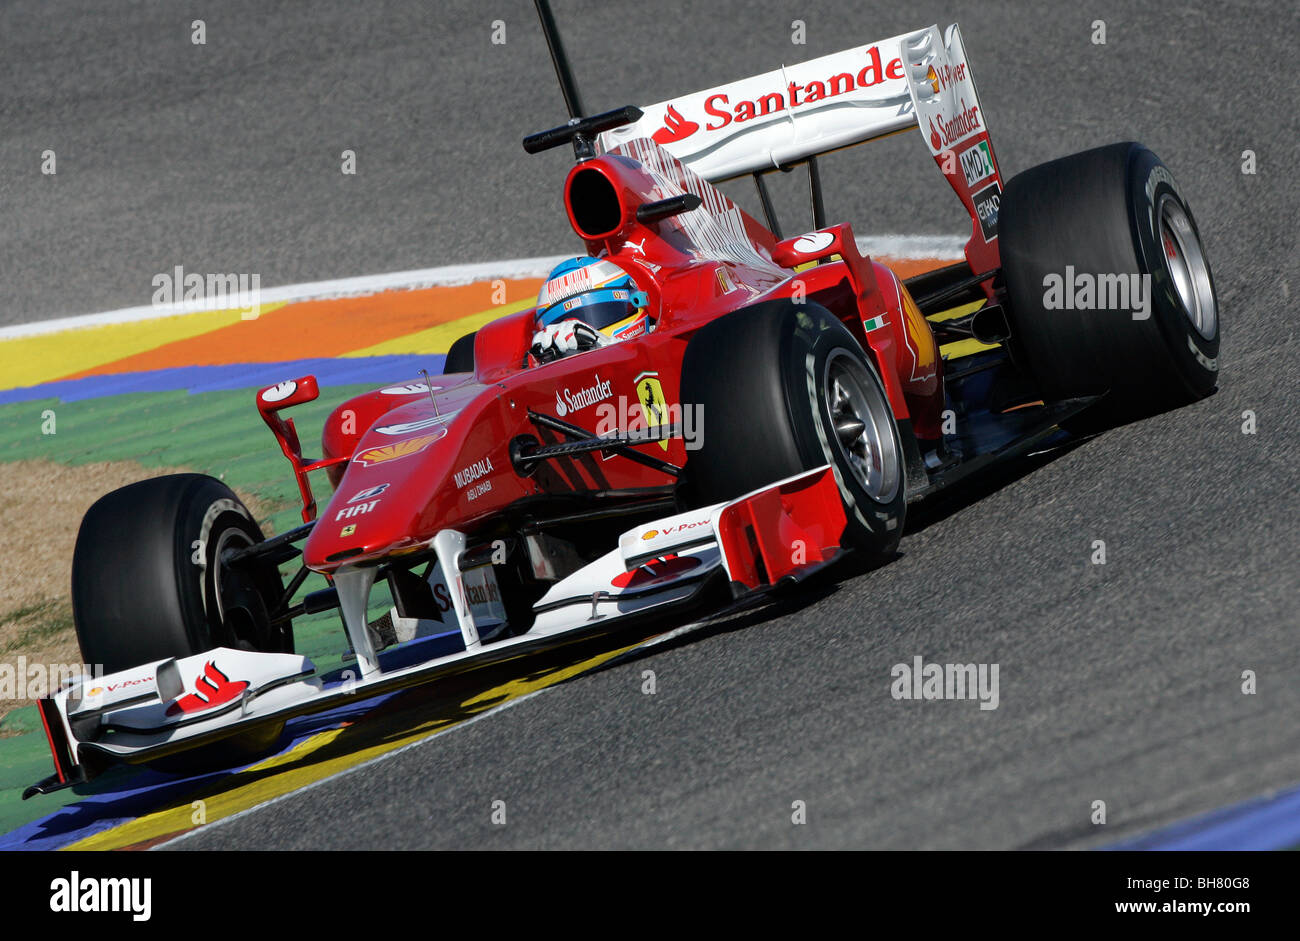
[0,303,287,389]
[929,299,1000,359]
[926,299,984,323]
[342,297,537,358]
[940,337,1001,358]
[64,639,642,850]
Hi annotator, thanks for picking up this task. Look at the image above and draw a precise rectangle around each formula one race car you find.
[27,11,1219,796]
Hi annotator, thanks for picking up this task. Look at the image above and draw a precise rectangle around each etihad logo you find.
[354,430,446,465]
[972,180,1001,242]
[554,374,613,418]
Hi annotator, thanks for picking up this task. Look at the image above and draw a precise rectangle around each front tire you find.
[679,302,906,563]
[1000,141,1219,421]
[72,474,287,674]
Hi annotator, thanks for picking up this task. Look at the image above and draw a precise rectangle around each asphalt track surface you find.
[3,1,1297,849]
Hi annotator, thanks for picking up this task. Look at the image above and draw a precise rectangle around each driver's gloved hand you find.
[530,319,609,363]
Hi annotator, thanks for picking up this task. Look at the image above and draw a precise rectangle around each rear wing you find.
[599,24,1004,278]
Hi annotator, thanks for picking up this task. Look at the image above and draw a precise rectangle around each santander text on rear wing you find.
[600,24,1005,277]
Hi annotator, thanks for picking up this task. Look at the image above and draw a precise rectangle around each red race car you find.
[28,16,1218,796]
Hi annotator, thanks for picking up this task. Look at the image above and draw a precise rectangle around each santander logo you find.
[164,661,249,716]
[653,105,700,144]
[650,45,905,144]
[927,100,982,151]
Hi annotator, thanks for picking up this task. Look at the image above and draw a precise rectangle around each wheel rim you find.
[822,350,900,504]
[211,527,255,625]
[1157,194,1216,340]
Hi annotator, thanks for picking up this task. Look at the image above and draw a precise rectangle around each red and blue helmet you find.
[536,257,651,341]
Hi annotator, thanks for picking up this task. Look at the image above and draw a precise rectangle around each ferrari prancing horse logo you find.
[634,372,670,452]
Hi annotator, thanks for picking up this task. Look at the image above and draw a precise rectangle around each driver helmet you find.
[536,256,651,341]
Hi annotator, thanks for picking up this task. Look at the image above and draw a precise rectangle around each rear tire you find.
[72,474,287,674]
[679,302,906,563]
[444,331,477,374]
[1000,142,1219,423]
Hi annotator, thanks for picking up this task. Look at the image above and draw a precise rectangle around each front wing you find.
[27,466,847,797]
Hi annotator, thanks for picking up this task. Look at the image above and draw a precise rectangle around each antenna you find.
[418,368,439,415]
[534,0,585,119]
[523,2,642,161]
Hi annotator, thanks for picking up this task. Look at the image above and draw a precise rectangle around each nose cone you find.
[302,374,518,572]
[303,425,451,570]
[302,383,483,571]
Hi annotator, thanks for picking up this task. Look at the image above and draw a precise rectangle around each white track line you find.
[0,236,964,341]
[0,256,570,341]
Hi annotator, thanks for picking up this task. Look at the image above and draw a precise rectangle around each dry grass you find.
[0,460,279,726]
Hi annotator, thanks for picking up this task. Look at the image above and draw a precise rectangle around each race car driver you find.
[530,256,652,363]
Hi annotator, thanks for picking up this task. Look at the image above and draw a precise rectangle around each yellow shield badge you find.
[634,371,670,451]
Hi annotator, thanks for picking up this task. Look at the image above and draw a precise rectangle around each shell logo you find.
[354,430,446,466]
[900,288,938,382]
[641,529,659,540]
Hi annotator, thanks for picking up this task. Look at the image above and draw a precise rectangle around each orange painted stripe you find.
[879,256,958,281]
[60,279,543,381]
[51,261,955,384]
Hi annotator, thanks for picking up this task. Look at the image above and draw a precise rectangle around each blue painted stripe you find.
[1106,783,1300,850]
[0,355,447,405]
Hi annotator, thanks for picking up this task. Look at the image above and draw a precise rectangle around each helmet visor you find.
[570,299,638,331]
[541,298,638,331]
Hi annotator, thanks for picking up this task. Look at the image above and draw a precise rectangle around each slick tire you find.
[1000,141,1220,424]
[680,301,906,564]
[72,474,287,674]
